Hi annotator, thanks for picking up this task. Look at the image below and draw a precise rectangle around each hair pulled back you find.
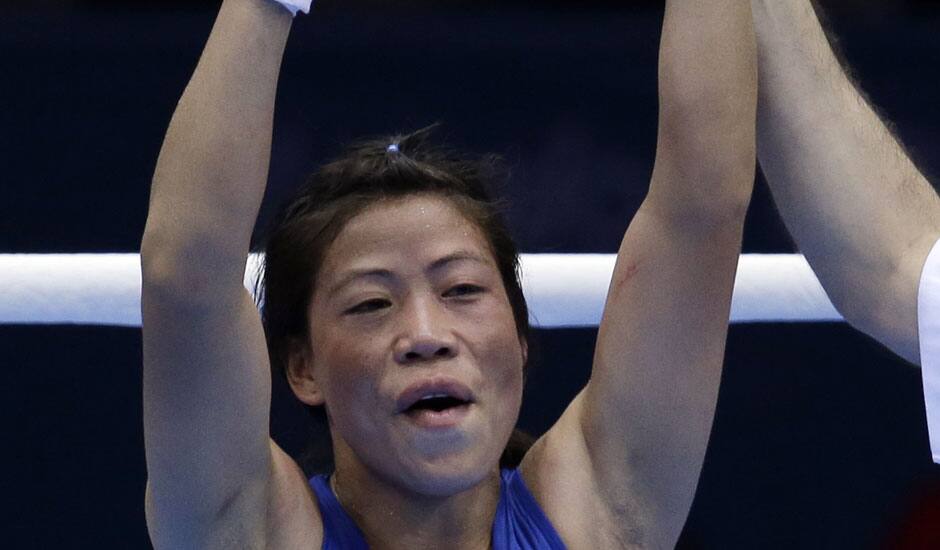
[256,126,533,474]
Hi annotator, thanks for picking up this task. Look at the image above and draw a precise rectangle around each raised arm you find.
[143,0,290,274]
[139,1,315,548]
[523,1,757,548]
[752,0,940,364]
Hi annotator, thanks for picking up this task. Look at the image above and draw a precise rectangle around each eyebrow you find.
[428,250,492,272]
[328,250,492,296]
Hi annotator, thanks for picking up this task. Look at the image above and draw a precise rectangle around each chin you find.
[395,446,500,498]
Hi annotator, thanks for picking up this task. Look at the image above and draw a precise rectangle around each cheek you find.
[314,338,393,449]
[477,328,525,452]
[312,325,383,406]
[470,306,525,398]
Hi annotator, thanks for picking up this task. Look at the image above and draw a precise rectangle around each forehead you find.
[320,194,494,274]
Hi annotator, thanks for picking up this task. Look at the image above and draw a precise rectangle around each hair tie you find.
[387,144,400,154]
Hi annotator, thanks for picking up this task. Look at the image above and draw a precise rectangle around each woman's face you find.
[302,194,526,496]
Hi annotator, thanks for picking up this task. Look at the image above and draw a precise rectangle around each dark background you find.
[3,0,940,548]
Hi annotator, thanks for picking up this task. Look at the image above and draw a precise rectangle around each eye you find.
[444,284,484,298]
[345,298,391,315]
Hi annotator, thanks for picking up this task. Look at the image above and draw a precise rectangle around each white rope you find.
[0,253,842,327]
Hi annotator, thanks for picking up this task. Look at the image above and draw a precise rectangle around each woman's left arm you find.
[523,1,757,547]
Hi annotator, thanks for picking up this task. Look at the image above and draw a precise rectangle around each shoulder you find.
[518,393,649,549]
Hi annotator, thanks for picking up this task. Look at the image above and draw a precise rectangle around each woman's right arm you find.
[140,1,317,548]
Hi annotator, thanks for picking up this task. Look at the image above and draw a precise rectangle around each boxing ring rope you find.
[0,253,842,327]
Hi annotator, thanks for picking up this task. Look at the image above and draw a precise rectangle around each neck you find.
[330,455,501,550]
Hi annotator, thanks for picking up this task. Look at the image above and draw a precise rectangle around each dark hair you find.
[256,126,533,475]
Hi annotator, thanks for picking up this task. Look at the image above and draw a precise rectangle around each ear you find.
[285,337,326,407]
[519,336,529,366]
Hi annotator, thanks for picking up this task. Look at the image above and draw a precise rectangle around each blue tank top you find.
[308,468,566,549]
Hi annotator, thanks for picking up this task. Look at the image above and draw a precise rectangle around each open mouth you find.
[399,388,474,429]
[404,395,471,414]
[396,379,475,429]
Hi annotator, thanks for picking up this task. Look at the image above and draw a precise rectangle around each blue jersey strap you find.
[493,468,567,549]
[308,468,566,549]
[308,474,369,550]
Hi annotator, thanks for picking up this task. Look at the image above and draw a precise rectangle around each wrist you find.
[268,0,312,16]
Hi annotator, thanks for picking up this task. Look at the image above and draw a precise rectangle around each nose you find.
[393,296,457,364]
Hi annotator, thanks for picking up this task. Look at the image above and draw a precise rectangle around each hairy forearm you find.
[752,0,940,362]
[649,0,757,221]
[142,0,292,285]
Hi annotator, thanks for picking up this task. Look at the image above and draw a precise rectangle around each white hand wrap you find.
[270,0,312,16]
